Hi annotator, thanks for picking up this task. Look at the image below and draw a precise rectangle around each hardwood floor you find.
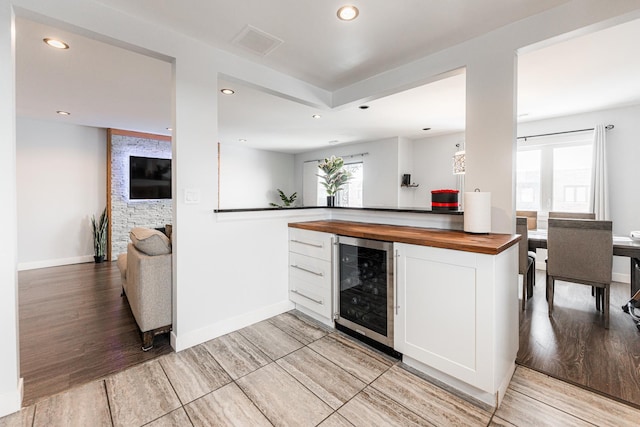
[518,269,640,408]
[18,262,171,406]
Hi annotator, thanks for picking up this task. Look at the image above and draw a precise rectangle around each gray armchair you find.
[517,217,535,310]
[546,218,613,328]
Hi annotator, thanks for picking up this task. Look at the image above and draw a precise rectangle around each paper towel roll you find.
[464,191,491,233]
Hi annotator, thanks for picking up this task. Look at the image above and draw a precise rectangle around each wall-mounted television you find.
[129,156,172,200]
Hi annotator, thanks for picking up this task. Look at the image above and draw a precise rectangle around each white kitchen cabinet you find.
[394,242,518,407]
[288,228,334,322]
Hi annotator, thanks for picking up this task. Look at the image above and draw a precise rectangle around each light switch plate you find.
[184,189,201,204]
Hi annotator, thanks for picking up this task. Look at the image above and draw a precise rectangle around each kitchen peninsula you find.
[288,219,520,409]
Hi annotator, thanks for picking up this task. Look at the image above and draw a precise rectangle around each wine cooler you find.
[335,235,396,351]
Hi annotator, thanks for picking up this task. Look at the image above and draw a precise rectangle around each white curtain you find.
[591,124,610,220]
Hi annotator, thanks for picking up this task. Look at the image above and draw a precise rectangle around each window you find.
[552,144,592,212]
[516,149,541,210]
[337,162,364,207]
[516,134,593,213]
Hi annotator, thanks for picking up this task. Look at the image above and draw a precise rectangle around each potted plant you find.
[317,155,351,206]
[269,189,297,208]
[91,207,108,263]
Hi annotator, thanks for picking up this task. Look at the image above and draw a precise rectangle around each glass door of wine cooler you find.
[335,236,394,348]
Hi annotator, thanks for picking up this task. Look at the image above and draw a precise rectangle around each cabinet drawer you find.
[289,252,332,319]
[289,228,333,260]
[289,275,332,319]
[289,252,332,285]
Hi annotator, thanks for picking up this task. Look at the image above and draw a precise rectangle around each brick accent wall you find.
[110,134,172,258]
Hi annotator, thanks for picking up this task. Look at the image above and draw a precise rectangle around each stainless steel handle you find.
[394,249,399,315]
[291,264,323,277]
[291,289,323,305]
[291,239,323,248]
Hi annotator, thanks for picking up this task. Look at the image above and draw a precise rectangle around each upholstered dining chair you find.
[516,210,538,230]
[517,217,535,310]
[516,210,538,265]
[546,218,613,328]
[549,211,596,220]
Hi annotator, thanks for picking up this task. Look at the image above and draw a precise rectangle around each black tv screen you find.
[129,156,172,200]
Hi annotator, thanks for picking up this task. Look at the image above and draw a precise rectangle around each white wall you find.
[0,1,20,417]
[397,137,414,208]
[294,134,461,209]
[16,118,106,270]
[518,103,640,281]
[294,137,400,207]
[410,132,463,208]
[363,138,400,207]
[3,0,640,416]
[218,144,295,209]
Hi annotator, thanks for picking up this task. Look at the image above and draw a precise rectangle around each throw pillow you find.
[130,227,171,256]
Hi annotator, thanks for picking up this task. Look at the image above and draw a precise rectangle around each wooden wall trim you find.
[108,128,172,142]
[106,129,113,262]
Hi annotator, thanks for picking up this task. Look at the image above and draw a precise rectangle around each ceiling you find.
[92,0,571,91]
[16,18,172,136]
[15,3,640,153]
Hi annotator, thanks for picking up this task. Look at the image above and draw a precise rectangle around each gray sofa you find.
[117,227,172,350]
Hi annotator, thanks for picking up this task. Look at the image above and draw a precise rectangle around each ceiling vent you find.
[232,25,283,56]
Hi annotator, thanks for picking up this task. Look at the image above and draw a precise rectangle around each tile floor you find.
[2,310,640,426]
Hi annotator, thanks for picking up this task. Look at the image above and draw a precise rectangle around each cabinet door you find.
[395,243,490,389]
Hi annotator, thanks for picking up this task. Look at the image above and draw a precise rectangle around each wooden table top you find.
[289,220,520,255]
[529,229,640,258]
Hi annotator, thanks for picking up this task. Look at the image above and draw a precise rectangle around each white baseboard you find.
[0,377,23,418]
[173,300,295,352]
[402,355,499,409]
[170,331,177,351]
[294,304,334,328]
[18,255,96,271]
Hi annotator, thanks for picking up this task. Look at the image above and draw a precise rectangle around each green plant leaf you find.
[317,156,352,196]
[273,189,297,207]
[91,207,109,257]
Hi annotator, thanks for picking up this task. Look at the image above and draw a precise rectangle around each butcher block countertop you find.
[289,220,520,255]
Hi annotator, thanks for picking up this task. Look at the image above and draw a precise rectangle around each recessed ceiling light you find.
[56,110,71,116]
[43,38,69,49]
[166,127,173,131]
[337,5,359,21]
[312,114,322,119]
[328,140,339,144]
[358,105,369,110]
[422,127,431,131]
[238,138,247,142]
[220,88,235,95]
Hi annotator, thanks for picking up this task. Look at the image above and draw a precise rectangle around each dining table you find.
[528,229,640,297]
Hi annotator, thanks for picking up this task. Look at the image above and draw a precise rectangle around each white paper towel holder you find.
[464,188,491,234]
